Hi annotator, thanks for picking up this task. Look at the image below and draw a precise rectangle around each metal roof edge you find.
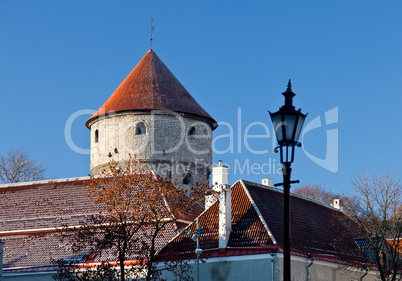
[0,176,90,189]
[241,179,343,213]
[86,109,217,130]
[239,179,278,244]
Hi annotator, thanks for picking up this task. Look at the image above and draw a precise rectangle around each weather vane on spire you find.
[150,18,155,50]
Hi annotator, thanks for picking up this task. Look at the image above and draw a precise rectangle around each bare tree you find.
[293,184,342,205]
[55,157,210,281]
[343,172,402,281]
[0,148,47,183]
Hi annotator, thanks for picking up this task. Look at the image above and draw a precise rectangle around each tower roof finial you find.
[287,79,292,90]
[150,18,155,50]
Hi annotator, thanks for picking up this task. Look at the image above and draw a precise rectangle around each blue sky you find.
[1,1,401,195]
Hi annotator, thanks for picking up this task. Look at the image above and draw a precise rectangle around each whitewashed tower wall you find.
[89,112,213,185]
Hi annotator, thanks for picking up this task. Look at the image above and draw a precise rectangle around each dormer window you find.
[188,126,196,136]
[95,130,99,143]
[183,173,191,185]
[135,122,146,135]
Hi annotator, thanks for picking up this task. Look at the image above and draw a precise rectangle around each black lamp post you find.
[269,80,307,281]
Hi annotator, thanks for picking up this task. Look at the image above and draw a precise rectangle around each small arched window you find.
[135,122,146,135]
[182,173,191,185]
[95,130,99,143]
[188,126,196,136]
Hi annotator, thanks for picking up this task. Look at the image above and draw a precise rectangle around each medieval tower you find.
[85,49,217,185]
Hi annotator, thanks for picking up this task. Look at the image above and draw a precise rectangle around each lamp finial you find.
[282,79,295,110]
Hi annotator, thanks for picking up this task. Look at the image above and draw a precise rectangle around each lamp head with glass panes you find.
[269,80,307,163]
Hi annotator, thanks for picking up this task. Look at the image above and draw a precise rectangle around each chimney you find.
[205,161,231,248]
[0,240,4,281]
[219,183,231,249]
[261,178,272,187]
[332,199,341,210]
[213,160,228,185]
[205,161,229,209]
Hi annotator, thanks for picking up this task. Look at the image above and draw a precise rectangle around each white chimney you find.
[261,178,272,187]
[206,161,232,248]
[332,199,341,210]
[205,161,229,209]
[212,160,228,185]
[219,184,231,249]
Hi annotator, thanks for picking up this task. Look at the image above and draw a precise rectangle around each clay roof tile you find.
[160,180,367,262]
[86,49,216,128]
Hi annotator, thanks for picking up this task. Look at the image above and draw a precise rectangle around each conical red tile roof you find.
[86,49,216,128]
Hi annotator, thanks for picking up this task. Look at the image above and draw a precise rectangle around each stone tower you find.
[86,49,217,186]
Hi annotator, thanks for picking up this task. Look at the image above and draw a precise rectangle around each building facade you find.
[157,179,383,281]
[0,49,392,280]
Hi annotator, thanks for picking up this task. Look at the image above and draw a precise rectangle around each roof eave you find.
[86,110,217,130]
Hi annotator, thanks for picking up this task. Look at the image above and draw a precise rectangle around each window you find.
[182,173,191,185]
[95,130,99,143]
[135,122,146,135]
[188,126,196,136]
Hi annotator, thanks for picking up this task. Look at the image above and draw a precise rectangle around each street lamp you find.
[269,80,307,281]
[174,218,202,281]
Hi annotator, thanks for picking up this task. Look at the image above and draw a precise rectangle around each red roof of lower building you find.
[86,49,217,128]
[159,180,368,263]
[0,177,201,269]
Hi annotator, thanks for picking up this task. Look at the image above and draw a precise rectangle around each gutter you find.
[271,253,279,281]
[306,255,314,281]
[360,265,368,281]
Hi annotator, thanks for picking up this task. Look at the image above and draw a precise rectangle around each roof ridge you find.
[239,180,277,244]
[241,179,343,213]
[0,176,90,189]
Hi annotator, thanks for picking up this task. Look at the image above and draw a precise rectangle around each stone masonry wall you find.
[89,111,213,186]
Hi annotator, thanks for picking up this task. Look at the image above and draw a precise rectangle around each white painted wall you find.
[159,254,275,281]
[2,254,385,281]
[158,253,382,281]
[3,272,55,281]
[89,111,213,187]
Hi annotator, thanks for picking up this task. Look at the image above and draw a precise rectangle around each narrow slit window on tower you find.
[188,126,196,136]
[135,122,146,135]
[183,173,191,185]
[95,130,99,143]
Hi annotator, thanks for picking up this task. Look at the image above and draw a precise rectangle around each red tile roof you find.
[242,180,361,258]
[160,181,272,254]
[229,182,272,247]
[86,49,217,128]
[0,178,199,269]
[159,180,367,263]
[387,238,402,253]
[0,179,97,268]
